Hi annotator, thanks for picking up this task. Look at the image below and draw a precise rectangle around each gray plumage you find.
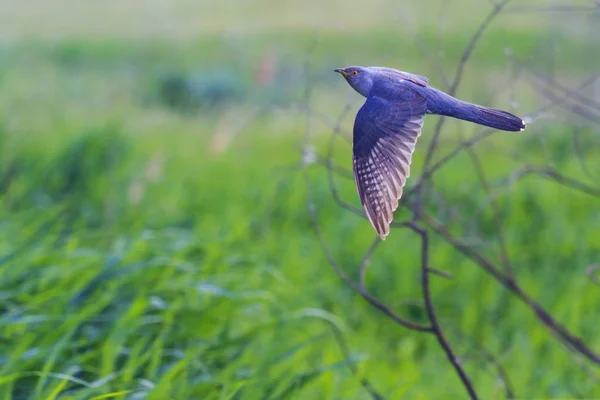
[335,66,526,239]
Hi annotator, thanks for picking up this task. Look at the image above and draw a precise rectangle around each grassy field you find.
[1,1,600,399]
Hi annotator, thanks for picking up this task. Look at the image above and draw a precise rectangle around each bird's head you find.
[334,66,374,97]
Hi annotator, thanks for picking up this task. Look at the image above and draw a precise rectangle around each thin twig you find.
[330,327,386,400]
[449,326,516,399]
[528,75,600,124]
[417,209,600,365]
[407,221,479,399]
[420,0,511,183]
[464,140,515,278]
[304,170,433,332]
[507,166,600,198]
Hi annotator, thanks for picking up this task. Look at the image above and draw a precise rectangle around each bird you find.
[335,66,525,240]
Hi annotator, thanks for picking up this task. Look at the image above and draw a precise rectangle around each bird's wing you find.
[400,71,429,87]
[375,68,429,87]
[352,93,427,239]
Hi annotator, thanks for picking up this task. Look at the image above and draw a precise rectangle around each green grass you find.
[1,1,600,398]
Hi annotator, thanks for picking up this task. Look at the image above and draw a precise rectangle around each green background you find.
[1,0,599,398]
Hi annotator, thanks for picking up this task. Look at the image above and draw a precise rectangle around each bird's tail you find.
[427,88,526,132]
[455,103,526,132]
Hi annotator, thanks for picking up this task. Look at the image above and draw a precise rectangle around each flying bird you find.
[335,66,525,240]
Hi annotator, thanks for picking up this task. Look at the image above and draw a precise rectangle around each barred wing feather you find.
[352,94,427,239]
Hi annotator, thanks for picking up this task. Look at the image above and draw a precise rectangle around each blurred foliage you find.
[156,71,246,111]
[0,0,599,399]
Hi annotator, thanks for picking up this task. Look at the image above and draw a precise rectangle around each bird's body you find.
[335,66,525,239]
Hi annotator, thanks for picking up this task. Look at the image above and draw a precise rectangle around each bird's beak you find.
[334,68,348,76]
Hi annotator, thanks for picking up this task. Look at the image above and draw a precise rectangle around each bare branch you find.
[303,179,433,331]
[507,166,600,199]
[528,74,600,124]
[407,221,479,399]
[420,0,511,184]
[427,266,454,280]
[449,326,516,399]
[330,327,386,400]
[417,210,600,365]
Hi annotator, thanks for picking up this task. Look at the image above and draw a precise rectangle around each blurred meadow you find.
[1,0,600,398]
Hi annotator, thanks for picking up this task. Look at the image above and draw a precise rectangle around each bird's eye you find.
[351,70,359,76]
